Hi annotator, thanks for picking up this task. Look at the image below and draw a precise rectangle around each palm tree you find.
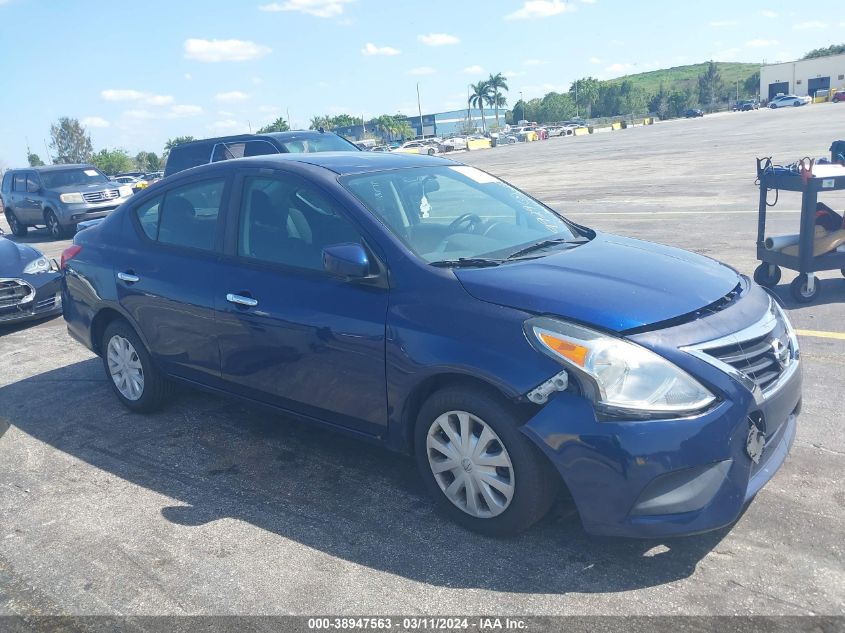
[468,80,492,132]
[487,73,508,130]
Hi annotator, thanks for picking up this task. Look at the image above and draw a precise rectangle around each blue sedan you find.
[61,152,801,537]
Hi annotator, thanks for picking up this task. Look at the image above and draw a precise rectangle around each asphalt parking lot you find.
[1,104,844,618]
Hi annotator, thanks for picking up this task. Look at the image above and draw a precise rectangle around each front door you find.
[215,171,389,435]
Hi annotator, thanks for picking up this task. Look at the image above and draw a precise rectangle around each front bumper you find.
[58,197,131,225]
[0,273,63,325]
[521,285,802,538]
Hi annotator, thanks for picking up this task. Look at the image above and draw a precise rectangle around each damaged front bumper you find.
[521,357,801,538]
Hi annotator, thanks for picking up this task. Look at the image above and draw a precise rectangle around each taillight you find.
[61,245,82,270]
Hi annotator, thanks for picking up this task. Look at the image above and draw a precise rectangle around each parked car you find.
[391,140,440,156]
[163,130,360,178]
[733,100,759,111]
[683,108,705,118]
[62,152,802,538]
[0,226,62,325]
[142,171,164,184]
[1,165,133,238]
[112,175,148,192]
[831,90,845,103]
[769,94,811,108]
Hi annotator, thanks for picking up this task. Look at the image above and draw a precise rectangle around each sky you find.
[0,0,842,167]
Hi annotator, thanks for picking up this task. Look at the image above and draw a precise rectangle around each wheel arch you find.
[90,307,128,356]
[397,371,537,455]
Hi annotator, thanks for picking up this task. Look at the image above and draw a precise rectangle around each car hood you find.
[454,233,741,332]
[50,182,119,195]
[0,236,41,272]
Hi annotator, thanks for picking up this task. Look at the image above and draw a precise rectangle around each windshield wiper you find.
[506,237,588,260]
[430,257,502,268]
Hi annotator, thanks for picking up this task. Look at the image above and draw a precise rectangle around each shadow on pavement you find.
[0,358,729,594]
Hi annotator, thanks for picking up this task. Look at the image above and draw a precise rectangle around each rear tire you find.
[101,319,175,412]
[414,386,557,536]
[5,211,27,236]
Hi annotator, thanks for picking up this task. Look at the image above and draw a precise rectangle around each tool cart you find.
[753,158,845,303]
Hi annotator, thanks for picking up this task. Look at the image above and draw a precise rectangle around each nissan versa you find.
[61,153,801,537]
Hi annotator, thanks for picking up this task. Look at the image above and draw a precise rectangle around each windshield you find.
[40,168,109,189]
[341,165,581,263]
[277,134,359,153]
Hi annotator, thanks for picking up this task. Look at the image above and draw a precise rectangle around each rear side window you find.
[13,174,26,192]
[157,179,225,251]
[164,142,214,176]
[135,195,162,239]
[211,140,279,162]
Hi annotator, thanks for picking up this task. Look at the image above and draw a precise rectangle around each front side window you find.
[238,175,361,271]
[40,168,109,189]
[13,174,26,192]
[341,165,580,263]
[142,179,226,251]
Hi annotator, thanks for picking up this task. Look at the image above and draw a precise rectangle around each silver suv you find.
[1,164,133,239]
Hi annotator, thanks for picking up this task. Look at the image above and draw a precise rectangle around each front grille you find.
[699,313,793,394]
[0,279,32,308]
[82,189,120,203]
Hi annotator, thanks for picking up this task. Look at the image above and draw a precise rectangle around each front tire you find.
[414,387,557,536]
[5,211,27,236]
[45,209,66,239]
[101,319,174,412]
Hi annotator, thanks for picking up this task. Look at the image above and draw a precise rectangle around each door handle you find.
[226,293,258,307]
[117,271,140,283]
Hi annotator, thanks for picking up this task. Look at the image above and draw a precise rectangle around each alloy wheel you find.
[426,410,515,518]
[7,212,20,234]
[47,212,61,238]
[107,334,145,400]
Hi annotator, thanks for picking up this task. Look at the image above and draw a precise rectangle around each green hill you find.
[607,62,760,95]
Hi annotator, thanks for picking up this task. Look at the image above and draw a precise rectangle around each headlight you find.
[526,317,716,417]
[23,256,51,274]
[59,192,84,204]
[118,185,133,197]
[771,296,799,357]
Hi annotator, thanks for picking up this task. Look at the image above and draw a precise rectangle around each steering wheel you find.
[448,213,483,233]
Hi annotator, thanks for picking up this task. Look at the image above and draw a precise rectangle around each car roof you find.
[171,130,346,148]
[189,151,459,177]
[27,164,96,172]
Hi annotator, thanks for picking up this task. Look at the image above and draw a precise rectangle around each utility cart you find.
[753,158,845,303]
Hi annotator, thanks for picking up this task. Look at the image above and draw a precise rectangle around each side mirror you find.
[322,243,370,278]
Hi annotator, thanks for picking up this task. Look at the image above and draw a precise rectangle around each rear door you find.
[215,169,389,435]
[114,174,232,384]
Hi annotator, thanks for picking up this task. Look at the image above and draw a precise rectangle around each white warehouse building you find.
[760,53,845,101]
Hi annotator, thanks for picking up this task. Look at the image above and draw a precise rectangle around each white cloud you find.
[184,38,271,62]
[463,65,484,74]
[361,42,400,56]
[794,20,826,30]
[523,58,547,66]
[709,20,737,27]
[101,89,173,106]
[604,62,633,74]
[746,39,778,48]
[215,90,250,102]
[761,10,778,18]
[81,116,110,128]
[408,66,437,75]
[258,0,352,18]
[258,105,281,113]
[169,104,203,117]
[251,76,263,85]
[505,0,575,19]
[504,69,525,77]
[580,0,596,3]
[184,73,192,80]
[589,56,601,63]
[218,110,235,117]
[418,33,460,46]
[208,119,244,132]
